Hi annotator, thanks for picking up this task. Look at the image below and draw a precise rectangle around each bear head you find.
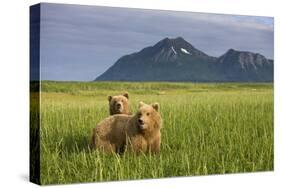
[108,93,129,115]
[136,101,162,132]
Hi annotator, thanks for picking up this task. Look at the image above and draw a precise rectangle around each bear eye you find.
[146,112,150,116]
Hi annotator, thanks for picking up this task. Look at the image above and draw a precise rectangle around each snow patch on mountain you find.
[171,46,177,54]
[181,48,191,55]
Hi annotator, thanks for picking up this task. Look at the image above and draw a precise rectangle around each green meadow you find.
[33,81,273,184]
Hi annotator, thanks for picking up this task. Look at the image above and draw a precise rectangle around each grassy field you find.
[33,81,273,185]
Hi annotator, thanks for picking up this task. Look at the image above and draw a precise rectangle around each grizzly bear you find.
[108,93,130,115]
[91,102,162,154]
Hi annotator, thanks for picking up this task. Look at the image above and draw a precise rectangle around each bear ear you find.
[152,103,160,112]
[139,101,145,108]
[108,96,112,102]
[123,92,129,99]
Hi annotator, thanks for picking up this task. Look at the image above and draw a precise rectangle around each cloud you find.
[39,3,274,81]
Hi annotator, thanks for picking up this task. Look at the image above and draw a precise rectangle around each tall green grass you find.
[35,81,273,185]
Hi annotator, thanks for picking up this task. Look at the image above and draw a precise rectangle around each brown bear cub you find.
[91,102,162,154]
[108,93,131,115]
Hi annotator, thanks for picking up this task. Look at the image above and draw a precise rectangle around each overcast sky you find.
[39,3,274,81]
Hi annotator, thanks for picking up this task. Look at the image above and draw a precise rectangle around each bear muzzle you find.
[115,103,123,112]
[137,119,147,130]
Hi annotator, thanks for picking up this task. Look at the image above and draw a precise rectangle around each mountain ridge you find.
[95,37,273,82]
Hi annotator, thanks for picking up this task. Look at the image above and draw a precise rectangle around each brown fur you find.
[108,93,130,115]
[91,102,162,154]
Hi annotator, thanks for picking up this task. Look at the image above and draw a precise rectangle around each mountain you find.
[217,49,273,82]
[95,37,273,82]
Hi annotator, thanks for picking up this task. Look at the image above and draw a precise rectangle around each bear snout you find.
[138,119,144,124]
[117,103,121,108]
[115,103,123,110]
